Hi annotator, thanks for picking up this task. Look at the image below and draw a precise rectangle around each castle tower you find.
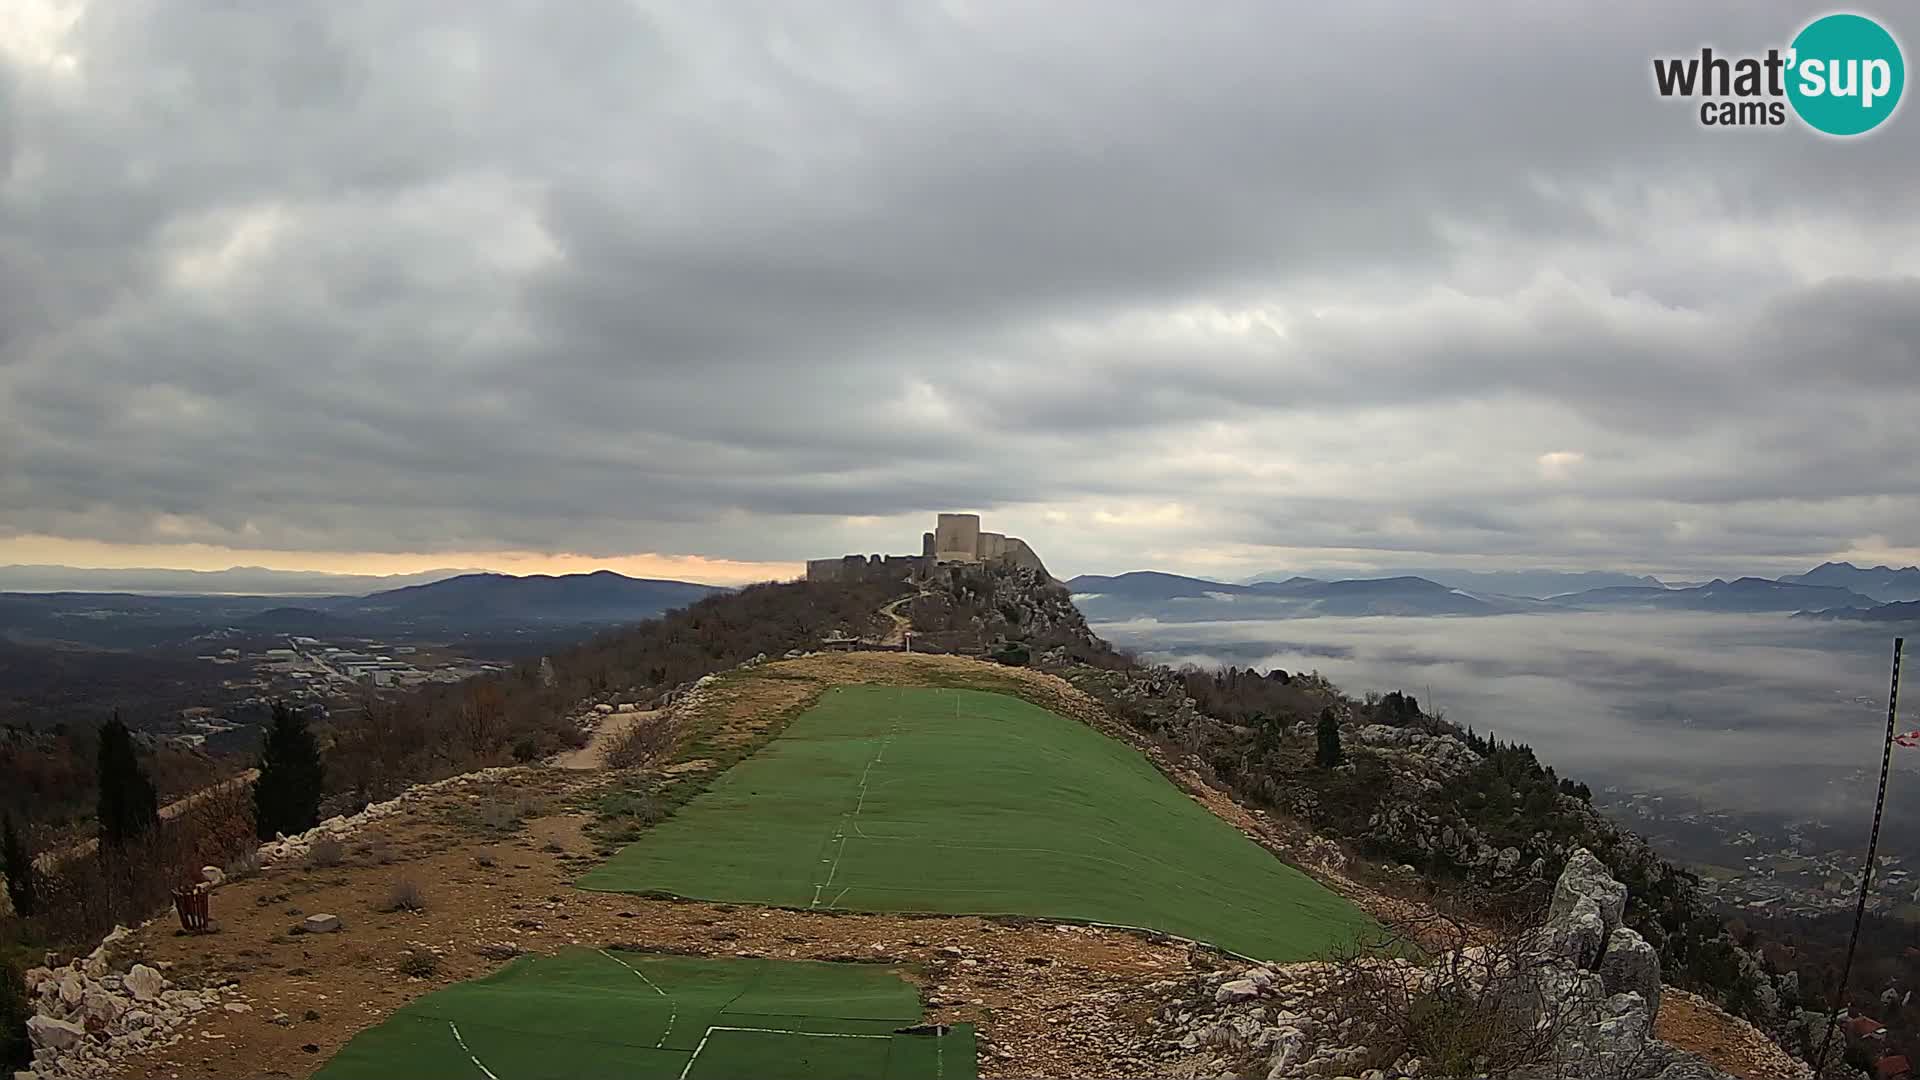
[933,513,983,563]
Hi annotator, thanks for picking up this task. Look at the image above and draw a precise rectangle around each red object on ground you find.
[172,883,211,932]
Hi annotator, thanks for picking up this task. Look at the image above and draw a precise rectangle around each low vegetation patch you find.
[602,715,679,770]
[382,879,426,914]
[396,948,440,978]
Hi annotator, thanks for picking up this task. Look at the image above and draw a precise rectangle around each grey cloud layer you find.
[2,0,1916,572]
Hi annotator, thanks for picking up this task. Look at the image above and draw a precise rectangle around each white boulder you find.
[124,965,166,1002]
[26,1016,85,1051]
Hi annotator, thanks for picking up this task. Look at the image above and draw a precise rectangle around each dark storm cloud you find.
[2,0,1916,572]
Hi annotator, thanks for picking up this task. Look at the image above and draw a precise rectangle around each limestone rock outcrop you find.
[1138,849,1779,1080]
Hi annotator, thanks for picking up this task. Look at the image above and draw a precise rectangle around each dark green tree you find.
[1,960,29,1071]
[96,714,159,845]
[1,814,34,917]
[1315,706,1344,768]
[254,701,326,840]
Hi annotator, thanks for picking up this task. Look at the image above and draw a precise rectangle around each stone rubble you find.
[253,765,526,864]
[19,925,248,1080]
[1134,849,1787,1080]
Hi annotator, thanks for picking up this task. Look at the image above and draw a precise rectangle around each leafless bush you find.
[31,790,256,949]
[475,801,516,831]
[604,716,679,770]
[383,879,426,913]
[223,848,261,881]
[1322,905,1575,1078]
[305,836,344,868]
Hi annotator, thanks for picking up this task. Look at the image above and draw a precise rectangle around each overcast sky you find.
[3,1,1917,584]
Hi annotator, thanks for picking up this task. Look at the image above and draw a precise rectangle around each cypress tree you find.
[1315,706,1344,768]
[96,714,159,845]
[254,701,325,840]
[1,814,34,918]
[1,959,29,1071]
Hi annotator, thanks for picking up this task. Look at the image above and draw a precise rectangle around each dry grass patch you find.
[382,879,426,913]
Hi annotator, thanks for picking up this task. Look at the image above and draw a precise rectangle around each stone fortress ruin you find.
[806,513,1049,583]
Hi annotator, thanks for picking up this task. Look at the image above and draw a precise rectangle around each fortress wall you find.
[978,532,1008,559]
[1003,537,1049,578]
[808,554,924,582]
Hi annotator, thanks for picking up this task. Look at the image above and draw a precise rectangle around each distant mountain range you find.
[0,571,726,649]
[1246,568,1664,599]
[0,564,482,596]
[1777,562,1920,604]
[1547,577,1879,613]
[1794,599,1920,624]
[333,571,722,623]
[1068,562,1913,622]
[1065,571,1542,619]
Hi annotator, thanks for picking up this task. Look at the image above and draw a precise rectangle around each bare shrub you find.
[32,788,257,949]
[397,948,440,978]
[383,879,426,913]
[475,801,516,831]
[1322,905,1573,1078]
[223,848,261,881]
[304,836,344,868]
[604,716,679,770]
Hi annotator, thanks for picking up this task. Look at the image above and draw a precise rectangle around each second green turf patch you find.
[579,685,1371,960]
[315,950,971,1080]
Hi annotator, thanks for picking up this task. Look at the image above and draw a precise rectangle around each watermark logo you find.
[1653,12,1904,135]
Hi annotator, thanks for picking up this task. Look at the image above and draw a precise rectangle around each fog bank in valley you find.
[1095,611,1914,825]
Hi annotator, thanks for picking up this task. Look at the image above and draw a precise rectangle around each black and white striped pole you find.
[1815,636,1904,1076]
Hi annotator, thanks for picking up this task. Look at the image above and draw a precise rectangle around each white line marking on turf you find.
[812,714,898,907]
[676,1025,893,1080]
[599,949,677,1048]
[448,1021,500,1080]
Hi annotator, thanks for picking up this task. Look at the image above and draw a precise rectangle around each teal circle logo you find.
[1787,13,1905,135]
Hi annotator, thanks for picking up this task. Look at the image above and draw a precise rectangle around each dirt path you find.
[550,710,662,770]
[877,592,917,646]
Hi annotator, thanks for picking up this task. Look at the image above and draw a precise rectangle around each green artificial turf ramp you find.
[315,949,973,1080]
[579,685,1372,960]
